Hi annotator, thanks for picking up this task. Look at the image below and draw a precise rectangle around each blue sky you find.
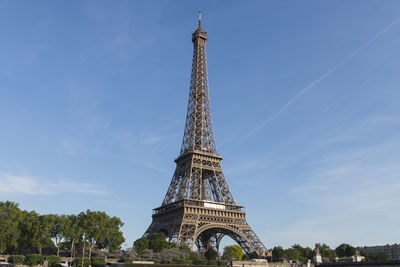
[1,1,400,250]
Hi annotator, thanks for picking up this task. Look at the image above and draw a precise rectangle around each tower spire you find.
[198,11,202,28]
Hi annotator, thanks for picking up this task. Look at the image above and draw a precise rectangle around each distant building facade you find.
[357,244,400,260]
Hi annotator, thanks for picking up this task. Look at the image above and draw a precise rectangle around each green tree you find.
[0,201,22,254]
[302,247,314,260]
[64,214,82,258]
[79,210,105,260]
[133,237,149,255]
[37,214,55,255]
[292,244,313,260]
[335,244,356,258]
[222,245,244,260]
[102,216,125,251]
[79,210,125,260]
[50,214,70,256]
[205,247,218,260]
[272,246,285,262]
[18,210,41,254]
[285,248,304,262]
[148,233,169,252]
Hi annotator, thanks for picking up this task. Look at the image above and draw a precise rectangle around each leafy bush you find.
[241,255,250,261]
[161,258,173,264]
[173,259,185,264]
[205,248,218,260]
[208,260,218,266]
[25,254,44,266]
[366,253,391,261]
[189,251,200,261]
[193,258,208,265]
[8,255,25,264]
[179,245,192,253]
[47,256,61,267]
[91,257,106,266]
[118,258,133,263]
[217,260,228,266]
[75,257,91,267]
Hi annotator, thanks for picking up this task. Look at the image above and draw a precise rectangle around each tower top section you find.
[192,11,208,42]
[180,12,217,158]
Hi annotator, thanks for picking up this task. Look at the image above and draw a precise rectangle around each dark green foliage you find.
[47,256,61,267]
[193,258,208,265]
[285,248,303,262]
[50,214,70,257]
[148,233,170,252]
[8,255,25,264]
[168,242,178,249]
[335,244,356,257]
[189,251,201,261]
[179,244,192,253]
[25,254,44,266]
[161,258,173,264]
[132,235,198,261]
[91,257,106,266]
[217,260,228,266]
[0,202,22,254]
[134,237,149,255]
[293,244,313,260]
[271,244,319,263]
[133,233,180,255]
[0,201,125,256]
[365,253,391,261]
[152,259,161,264]
[118,258,133,263]
[272,246,285,262]
[205,247,218,260]
[315,243,337,261]
[208,260,218,265]
[78,210,125,259]
[75,257,91,267]
[241,255,250,261]
[174,259,186,264]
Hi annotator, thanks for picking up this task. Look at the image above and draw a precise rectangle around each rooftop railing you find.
[153,199,245,215]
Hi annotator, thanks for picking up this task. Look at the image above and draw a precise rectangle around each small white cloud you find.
[275,134,400,247]
[0,173,108,196]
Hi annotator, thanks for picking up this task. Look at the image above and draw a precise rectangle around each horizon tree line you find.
[1,201,391,264]
[0,201,125,261]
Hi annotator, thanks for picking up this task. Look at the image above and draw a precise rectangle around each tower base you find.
[144,199,267,257]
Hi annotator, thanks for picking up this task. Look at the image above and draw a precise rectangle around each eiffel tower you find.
[144,13,267,257]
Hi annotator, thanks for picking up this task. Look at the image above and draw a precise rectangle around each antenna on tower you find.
[198,11,202,28]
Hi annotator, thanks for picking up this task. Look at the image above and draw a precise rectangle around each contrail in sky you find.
[245,17,400,138]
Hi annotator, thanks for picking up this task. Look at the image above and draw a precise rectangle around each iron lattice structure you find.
[144,14,267,257]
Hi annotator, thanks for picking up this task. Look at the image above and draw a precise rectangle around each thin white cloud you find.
[246,17,400,138]
[258,114,400,248]
[275,136,400,247]
[0,173,108,196]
